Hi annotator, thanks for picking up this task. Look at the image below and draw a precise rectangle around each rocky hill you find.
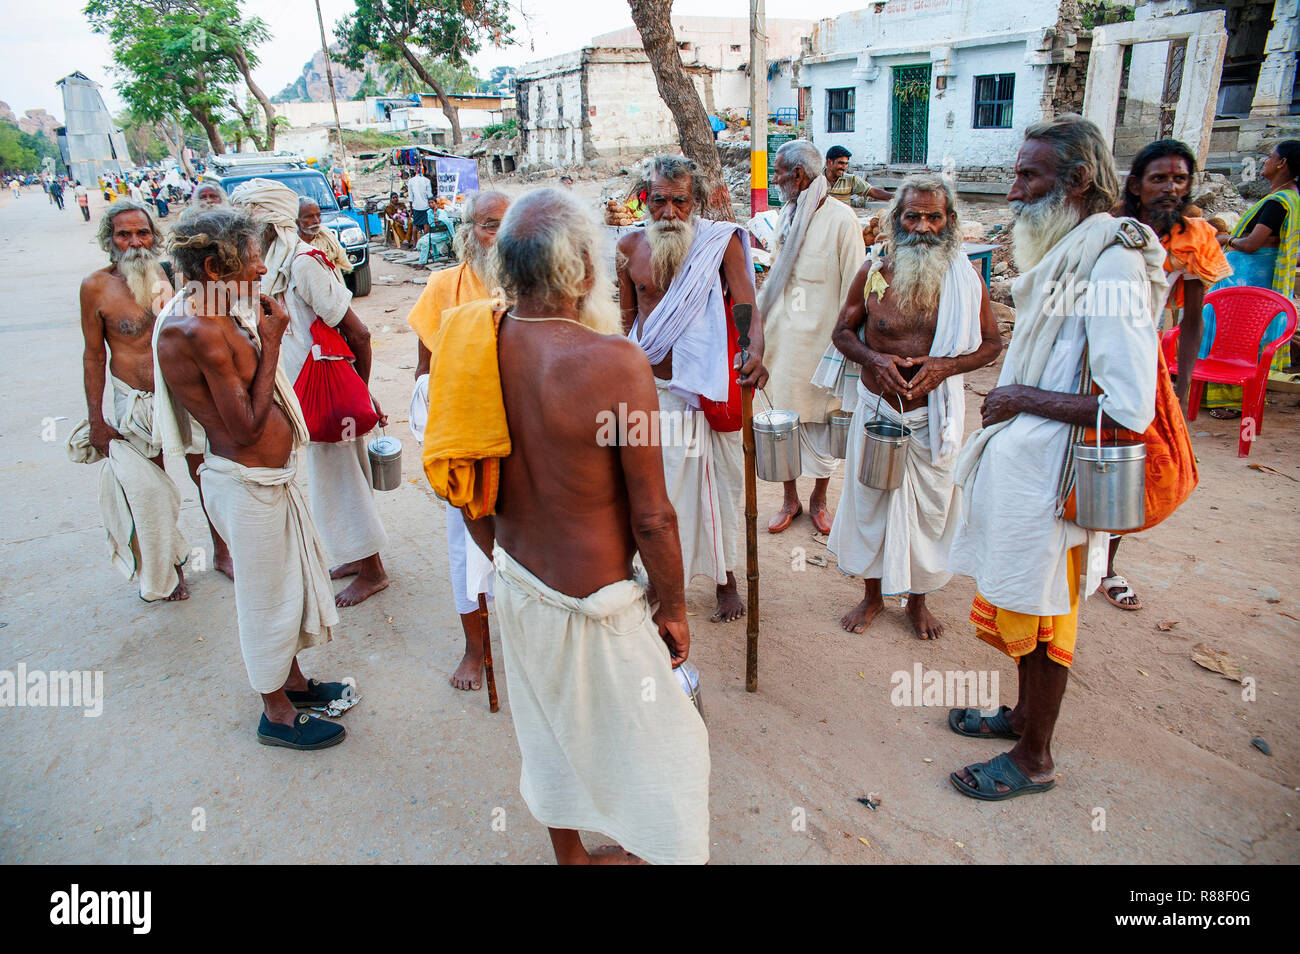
[0,102,60,141]
[273,50,379,103]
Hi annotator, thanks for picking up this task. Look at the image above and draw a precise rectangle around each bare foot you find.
[335,573,389,607]
[711,581,745,623]
[165,565,190,601]
[841,595,884,634]
[214,548,234,581]
[767,501,802,533]
[906,595,944,640]
[330,560,364,580]
[586,845,647,865]
[449,648,484,691]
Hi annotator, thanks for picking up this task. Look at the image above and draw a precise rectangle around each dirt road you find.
[1,185,1296,864]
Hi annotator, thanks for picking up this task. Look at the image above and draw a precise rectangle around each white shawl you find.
[755,173,829,316]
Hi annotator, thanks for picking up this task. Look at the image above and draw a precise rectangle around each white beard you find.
[112,246,169,315]
[575,264,622,336]
[1010,186,1083,271]
[889,226,960,320]
[646,214,697,290]
[461,234,494,285]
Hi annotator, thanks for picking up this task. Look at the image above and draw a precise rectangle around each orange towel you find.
[420,298,510,518]
[407,262,488,350]
[971,546,1081,669]
[1163,217,1231,308]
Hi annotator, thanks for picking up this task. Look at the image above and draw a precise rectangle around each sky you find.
[0,0,855,122]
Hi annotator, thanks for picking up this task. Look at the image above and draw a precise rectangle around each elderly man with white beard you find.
[76,199,231,600]
[406,190,509,691]
[825,175,1001,639]
[762,140,866,536]
[945,114,1166,801]
[616,156,766,623]
[297,197,353,280]
[231,178,391,608]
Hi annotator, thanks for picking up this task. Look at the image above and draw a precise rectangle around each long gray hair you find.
[97,199,164,254]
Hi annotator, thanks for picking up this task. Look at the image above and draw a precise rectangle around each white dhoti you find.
[656,379,734,585]
[68,376,196,601]
[445,502,494,615]
[198,454,338,693]
[304,437,389,565]
[828,385,960,596]
[797,421,839,479]
[492,545,710,865]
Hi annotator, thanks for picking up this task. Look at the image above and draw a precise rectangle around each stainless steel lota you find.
[367,432,404,491]
[753,407,802,483]
[674,660,705,721]
[827,408,854,459]
[857,393,911,491]
[1073,403,1146,531]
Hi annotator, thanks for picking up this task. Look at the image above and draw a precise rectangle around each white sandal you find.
[1098,574,1142,611]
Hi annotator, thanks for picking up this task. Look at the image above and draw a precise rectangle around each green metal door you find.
[890,65,931,165]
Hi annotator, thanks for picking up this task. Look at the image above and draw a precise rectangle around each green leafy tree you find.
[335,0,514,144]
[0,122,40,172]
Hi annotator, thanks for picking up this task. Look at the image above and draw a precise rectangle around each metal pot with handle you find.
[827,408,854,459]
[858,392,911,491]
[367,428,404,491]
[752,389,802,483]
[1073,402,1145,531]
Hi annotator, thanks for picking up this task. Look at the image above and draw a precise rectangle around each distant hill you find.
[273,49,379,103]
[0,102,60,141]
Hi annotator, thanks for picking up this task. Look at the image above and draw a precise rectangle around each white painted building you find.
[800,0,1082,171]
[515,16,814,168]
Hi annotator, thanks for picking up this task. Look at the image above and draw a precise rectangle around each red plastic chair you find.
[1161,286,1297,458]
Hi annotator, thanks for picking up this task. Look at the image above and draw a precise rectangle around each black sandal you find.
[950,753,1055,801]
[948,705,1021,739]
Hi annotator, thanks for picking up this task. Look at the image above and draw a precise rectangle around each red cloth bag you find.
[699,294,742,432]
[290,251,379,442]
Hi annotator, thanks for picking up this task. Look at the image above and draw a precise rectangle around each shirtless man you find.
[80,200,231,593]
[156,208,347,749]
[828,175,1000,639]
[463,188,710,864]
[617,155,766,622]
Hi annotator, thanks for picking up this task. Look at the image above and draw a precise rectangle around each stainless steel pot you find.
[674,660,705,722]
[753,405,802,483]
[1073,403,1145,531]
[857,393,911,491]
[367,431,404,491]
[827,408,854,459]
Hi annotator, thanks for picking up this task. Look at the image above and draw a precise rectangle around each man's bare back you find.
[494,315,661,599]
[156,294,294,470]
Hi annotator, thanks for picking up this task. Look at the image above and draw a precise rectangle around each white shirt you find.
[407,174,432,211]
[277,241,355,383]
[948,243,1158,616]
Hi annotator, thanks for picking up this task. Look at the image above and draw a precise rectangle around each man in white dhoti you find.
[461,188,710,863]
[406,190,509,690]
[825,175,1002,638]
[76,199,228,600]
[231,179,391,608]
[761,140,867,535]
[947,115,1165,799]
[297,197,353,279]
[155,208,349,749]
[617,155,767,622]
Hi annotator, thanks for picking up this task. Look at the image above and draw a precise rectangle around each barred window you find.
[826,87,855,133]
[973,73,1015,129]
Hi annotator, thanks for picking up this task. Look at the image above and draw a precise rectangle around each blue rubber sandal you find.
[948,706,1021,740]
[950,752,1055,801]
[284,679,350,710]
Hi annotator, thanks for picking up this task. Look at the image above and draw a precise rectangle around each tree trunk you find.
[229,96,268,151]
[229,45,279,150]
[189,106,226,156]
[627,0,733,221]
[169,118,194,177]
[397,43,462,144]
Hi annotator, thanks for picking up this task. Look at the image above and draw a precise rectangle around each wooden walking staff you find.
[733,302,760,693]
[478,594,499,713]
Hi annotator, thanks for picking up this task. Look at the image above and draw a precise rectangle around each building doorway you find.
[891,64,931,164]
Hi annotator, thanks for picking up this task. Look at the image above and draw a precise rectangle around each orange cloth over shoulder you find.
[407,261,488,349]
[420,298,510,519]
[1162,217,1231,307]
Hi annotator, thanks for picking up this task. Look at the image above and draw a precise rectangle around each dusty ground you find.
[1,182,1297,864]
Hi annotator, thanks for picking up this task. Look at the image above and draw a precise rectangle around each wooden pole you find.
[749,0,768,216]
[314,0,348,174]
[734,303,760,692]
[479,593,499,713]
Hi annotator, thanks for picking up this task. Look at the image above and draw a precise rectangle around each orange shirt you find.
[1162,216,1231,307]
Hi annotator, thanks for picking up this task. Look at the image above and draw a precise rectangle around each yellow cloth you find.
[864,268,889,300]
[970,545,1081,668]
[419,298,509,518]
[406,262,488,349]
[308,227,353,277]
[1163,217,1231,308]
